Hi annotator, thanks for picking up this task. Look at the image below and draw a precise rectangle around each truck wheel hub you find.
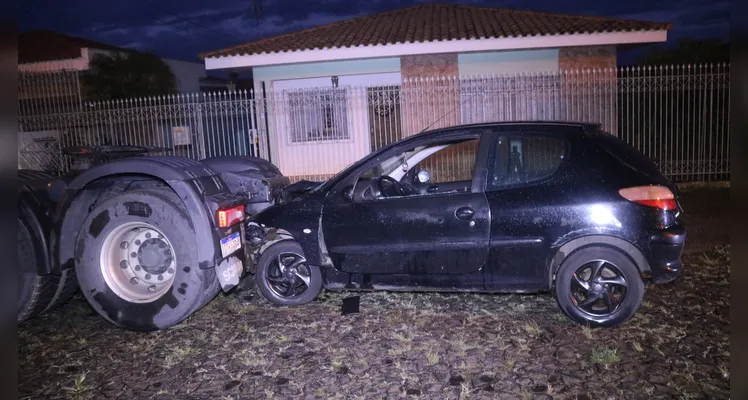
[100,222,178,303]
[138,238,173,275]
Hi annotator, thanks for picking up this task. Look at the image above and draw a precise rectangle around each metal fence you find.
[18,63,729,182]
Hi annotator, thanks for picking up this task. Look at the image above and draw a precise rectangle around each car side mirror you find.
[341,186,354,202]
[417,169,431,184]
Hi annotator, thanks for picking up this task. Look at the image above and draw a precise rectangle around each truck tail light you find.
[217,205,245,228]
[618,185,676,210]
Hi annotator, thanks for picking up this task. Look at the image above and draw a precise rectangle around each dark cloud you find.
[19,0,730,61]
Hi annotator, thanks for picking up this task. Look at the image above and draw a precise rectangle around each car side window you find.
[414,139,478,184]
[489,135,566,189]
[349,137,481,202]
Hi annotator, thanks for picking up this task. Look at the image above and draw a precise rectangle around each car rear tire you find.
[554,245,644,328]
[18,218,78,324]
[255,241,322,306]
[75,188,220,331]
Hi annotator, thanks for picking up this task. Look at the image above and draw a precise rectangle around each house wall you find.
[253,58,401,93]
[255,45,620,178]
[458,49,560,76]
[266,71,401,178]
[161,59,207,93]
[559,46,617,70]
[252,57,401,167]
[559,45,618,134]
[457,49,562,125]
[399,53,460,136]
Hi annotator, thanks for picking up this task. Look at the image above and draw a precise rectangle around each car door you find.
[482,131,571,290]
[321,131,491,275]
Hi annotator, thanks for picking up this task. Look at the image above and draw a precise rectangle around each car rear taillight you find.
[618,186,677,210]
[217,205,245,228]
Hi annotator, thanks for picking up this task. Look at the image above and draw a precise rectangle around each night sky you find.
[19,0,730,65]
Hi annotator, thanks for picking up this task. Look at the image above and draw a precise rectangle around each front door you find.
[321,133,491,275]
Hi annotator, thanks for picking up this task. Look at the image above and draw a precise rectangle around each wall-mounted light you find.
[331,76,339,88]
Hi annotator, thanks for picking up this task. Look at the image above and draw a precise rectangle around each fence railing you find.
[18,63,730,183]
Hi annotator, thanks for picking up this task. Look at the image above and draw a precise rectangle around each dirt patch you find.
[18,186,730,400]
[677,183,729,254]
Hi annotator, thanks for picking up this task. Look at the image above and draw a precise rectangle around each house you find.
[202,3,671,179]
[19,30,208,94]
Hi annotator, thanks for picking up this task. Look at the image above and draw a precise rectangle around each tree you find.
[82,51,178,100]
[639,38,730,65]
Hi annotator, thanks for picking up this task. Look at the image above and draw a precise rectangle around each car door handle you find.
[454,207,475,220]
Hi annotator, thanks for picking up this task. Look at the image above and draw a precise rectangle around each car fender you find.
[55,156,225,274]
[250,196,326,266]
[548,234,652,288]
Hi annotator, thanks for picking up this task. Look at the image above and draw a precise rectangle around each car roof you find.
[419,121,599,135]
[406,121,599,143]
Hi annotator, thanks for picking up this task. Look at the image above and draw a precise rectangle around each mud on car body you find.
[244,122,686,328]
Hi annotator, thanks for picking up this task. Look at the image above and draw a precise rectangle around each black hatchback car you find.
[245,122,686,327]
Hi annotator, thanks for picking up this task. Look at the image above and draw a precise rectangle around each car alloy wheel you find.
[554,245,645,327]
[570,259,628,317]
[265,251,312,299]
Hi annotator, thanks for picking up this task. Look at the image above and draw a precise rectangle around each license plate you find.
[220,231,242,258]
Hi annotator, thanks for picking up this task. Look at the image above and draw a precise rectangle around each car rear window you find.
[489,135,567,189]
[590,129,663,179]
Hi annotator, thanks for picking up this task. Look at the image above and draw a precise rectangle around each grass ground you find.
[18,184,730,400]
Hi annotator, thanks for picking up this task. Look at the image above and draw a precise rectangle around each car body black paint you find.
[250,121,686,293]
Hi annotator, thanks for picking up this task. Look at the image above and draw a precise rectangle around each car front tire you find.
[255,241,323,306]
[554,245,645,328]
[75,188,220,331]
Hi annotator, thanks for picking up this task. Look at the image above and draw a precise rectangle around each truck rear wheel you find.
[75,188,219,331]
[18,219,78,323]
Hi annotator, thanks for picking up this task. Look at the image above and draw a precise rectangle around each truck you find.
[18,145,289,331]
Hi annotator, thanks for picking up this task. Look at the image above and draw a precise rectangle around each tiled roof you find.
[200,3,671,59]
[19,30,131,64]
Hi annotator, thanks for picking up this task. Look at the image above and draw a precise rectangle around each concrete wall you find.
[559,46,617,70]
[161,58,207,93]
[558,46,618,134]
[254,45,619,177]
[458,49,560,76]
[253,57,401,165]
[253,57,401,94]
[399,53,460,136]
[264,72,401,178]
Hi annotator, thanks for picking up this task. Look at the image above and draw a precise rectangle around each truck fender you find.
[201,155,282,174]
[18,200,51,276]
[18,170,57,275]
[55,156,224,274]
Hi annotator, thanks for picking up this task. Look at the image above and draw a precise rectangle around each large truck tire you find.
[74,187,220,331]
[18,219,79,323]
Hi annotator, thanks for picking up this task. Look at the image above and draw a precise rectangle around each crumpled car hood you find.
[281,180,325,202]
